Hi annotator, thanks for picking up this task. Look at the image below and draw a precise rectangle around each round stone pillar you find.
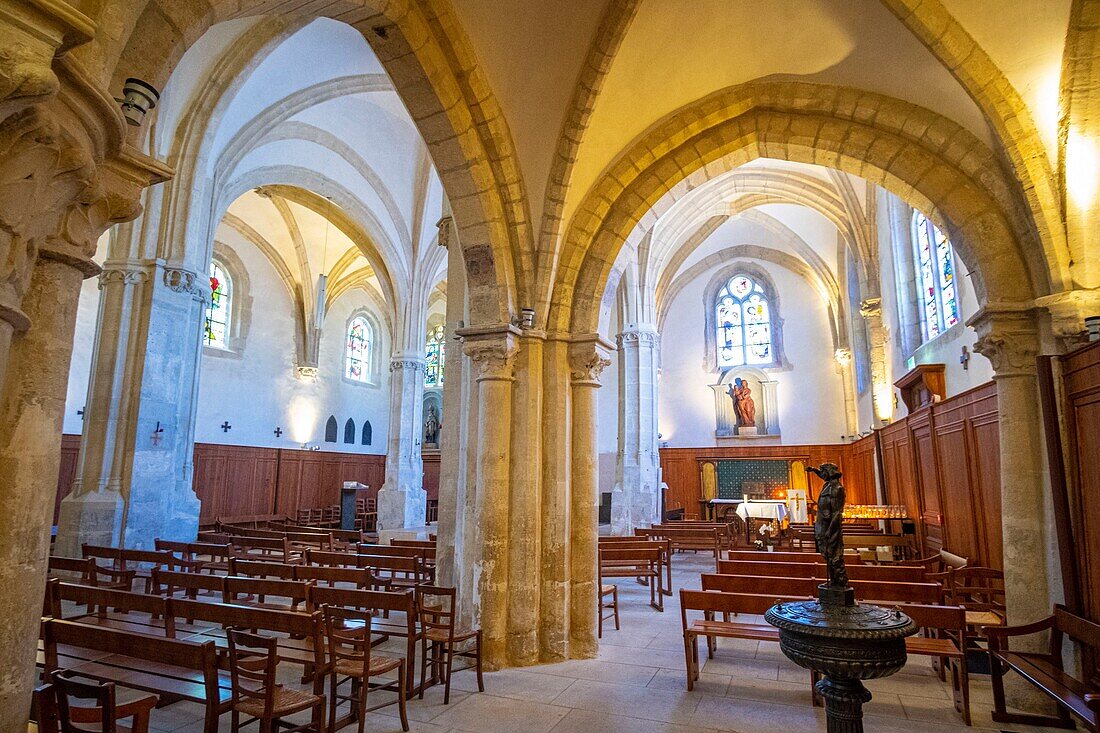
[463,331,518,669]
[568,337,612,658]
[0,257,85,728]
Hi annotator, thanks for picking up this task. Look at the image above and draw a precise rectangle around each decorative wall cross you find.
[959,345,971,371]
[220,421,232,433]
[274,427,283,437]
[151,420,164,446]
[77,407,85,420]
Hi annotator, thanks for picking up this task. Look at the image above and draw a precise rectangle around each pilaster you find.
[376,353,427,531]
[611,326,660,534]
[860,297,891,424]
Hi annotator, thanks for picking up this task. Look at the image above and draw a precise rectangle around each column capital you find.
[568,334,613,386]
[615,326,660,348]
[859,297,882,319]
[969,305,1041,378]
[1034,289,1100,350]
[460,326,519,382]
[389,353,425,372]
[435,214,453,248]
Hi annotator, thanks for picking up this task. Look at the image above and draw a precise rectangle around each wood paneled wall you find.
[1061,341,1100,641]
[659,439,879,517]
[878,381,1001,567]
[55,439,388,525]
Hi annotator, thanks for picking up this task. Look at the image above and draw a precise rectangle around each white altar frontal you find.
[736,499,790,523]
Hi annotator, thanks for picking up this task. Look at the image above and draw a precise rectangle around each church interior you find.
[2,1,1100,731]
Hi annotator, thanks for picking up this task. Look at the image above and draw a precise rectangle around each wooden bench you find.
[40,618,227,733]
[678,589,971,722]
[987,605,1100,730]
[700,573,943,605]
[725,550,864,564]
[599,546,664,612]
[635,527,721,564]
[150,568,226,602]
[598,538,673,596]
[227,536,302,564]
[227,557,297,580]
[154,540,231,575]
[222,576,312,612]
[48,556,135,590]
[53,583,176,638]
[652,522,738,549]
[716,559,926,583]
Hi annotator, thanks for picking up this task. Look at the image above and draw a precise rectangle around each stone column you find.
[55,260,204,554]
[540,334,571,662]
[611,327,659,534]
[568,337,612,659]
[834,348,859,436]
[861,297,891,424]
[886,196,922,358]
[972,307,1056,709]
[376,354,426,531]
[462,329,518,669]
[0,257,86,728]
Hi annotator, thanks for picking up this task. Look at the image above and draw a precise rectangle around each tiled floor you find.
[151,554,1077,732]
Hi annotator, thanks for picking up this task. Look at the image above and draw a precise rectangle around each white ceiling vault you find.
[150,17,448,355]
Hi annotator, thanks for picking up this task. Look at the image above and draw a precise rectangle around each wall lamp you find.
[116,78,159,126]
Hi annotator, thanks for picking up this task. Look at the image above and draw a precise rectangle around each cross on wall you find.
[220,421,232,433]
[274,427,283,437]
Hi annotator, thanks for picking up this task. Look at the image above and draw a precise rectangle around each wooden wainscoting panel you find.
[54,434,81,524]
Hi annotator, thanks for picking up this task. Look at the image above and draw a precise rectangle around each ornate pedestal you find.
[766,463,917,733]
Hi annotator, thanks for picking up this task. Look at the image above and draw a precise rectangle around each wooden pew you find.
[40,618,227,733]
[987,605,1100,730]
[598,538,673,596]
[725,550,864,564]
[307,585,421,698]
[150,568,226,602]
[303,549,358,567]
[716,559,926,582]
[356,542,436,566]
[154,540,231,575]
[599,546,664,612]
[222,576,312,612]
[635,527,721,564]
[700,573,943,605]
[356,554,429,589]
[227,557,297,580]
[294,564,384,590]
[227,536,301,564]
[48,556,135,590]
[55,583,176,638]
[652,521,738,549]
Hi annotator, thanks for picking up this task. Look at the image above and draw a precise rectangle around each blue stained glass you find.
[913,212,961,341]
[204,261,230,348]
[345,316,372,382]
[715,274,772,368]
[424,325,445,387]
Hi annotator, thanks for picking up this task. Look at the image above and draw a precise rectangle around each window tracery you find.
[912,212,960,341]
[715,274,773,367]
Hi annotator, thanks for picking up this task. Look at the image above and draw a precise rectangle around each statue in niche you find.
[424,404,440,446]
[727,377,756,427]
[807,463,849,589]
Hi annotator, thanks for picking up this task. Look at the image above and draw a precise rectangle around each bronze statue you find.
[726,377,756,426]
[807,463,848,589]
[424,404,440,444]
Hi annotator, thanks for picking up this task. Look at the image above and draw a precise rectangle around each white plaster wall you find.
[62,272,105,435]
[597,345,619,494]
[194,238,391,451]
[657,259,848,446]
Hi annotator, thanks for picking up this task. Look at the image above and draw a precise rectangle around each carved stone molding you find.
[389,358,423,372]
[435,214,453,249]
[163,267,207,302]
[969,307,1041,378]
[98,266,148,289]
[1035,289,1100,349]
[463,337,518,382]
[616,328,660,348]
[568,339,613,386]
[295,365,319,381]
[834,348,853,366]
[859,297,883,319]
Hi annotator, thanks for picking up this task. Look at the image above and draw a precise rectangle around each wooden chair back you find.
[414,585,457,642]
[226,628,279,719]
[151,568,226,598]
[49,556,96,585]
[320,604,375,678]
[947,566,1005,614]
[308,585,416,627]
[50,670,118,733]
[228,558,296,580]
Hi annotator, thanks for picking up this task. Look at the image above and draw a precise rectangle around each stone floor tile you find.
[534,658,660,686]
[551,678,701,724]
[429,692,568,733]
[647,666,731,696]
[549,708,719,733]
[449,666,575,703]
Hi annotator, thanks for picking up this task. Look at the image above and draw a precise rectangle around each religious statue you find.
[807,463,849,589]
[424,404,440,445]
[726,377,756,426]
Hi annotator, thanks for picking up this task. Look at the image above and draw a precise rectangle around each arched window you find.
[343,418,355,444]
[424,325,445,387]
[912,211,960,340]
[204,260,231,348]
[345,316,373,382]
[324,415,338,443]
[361,421,372,446]
[715,274,772,367]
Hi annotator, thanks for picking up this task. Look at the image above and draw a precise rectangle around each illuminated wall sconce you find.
[295,366,319,381]
[520,308,536,329]
[116,78,159,126]
[1087,315,1100,342]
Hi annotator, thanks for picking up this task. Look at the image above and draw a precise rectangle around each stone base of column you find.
[54,490,124,556]
[377,485,428,530]
[125,489,201,549]
[609,486,657,535]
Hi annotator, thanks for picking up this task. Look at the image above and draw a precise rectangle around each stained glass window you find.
[424,325,445,387]
[716,274,772,368]
[345,316,372,382]
[204,261,231,348]
[912,212,960,341]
